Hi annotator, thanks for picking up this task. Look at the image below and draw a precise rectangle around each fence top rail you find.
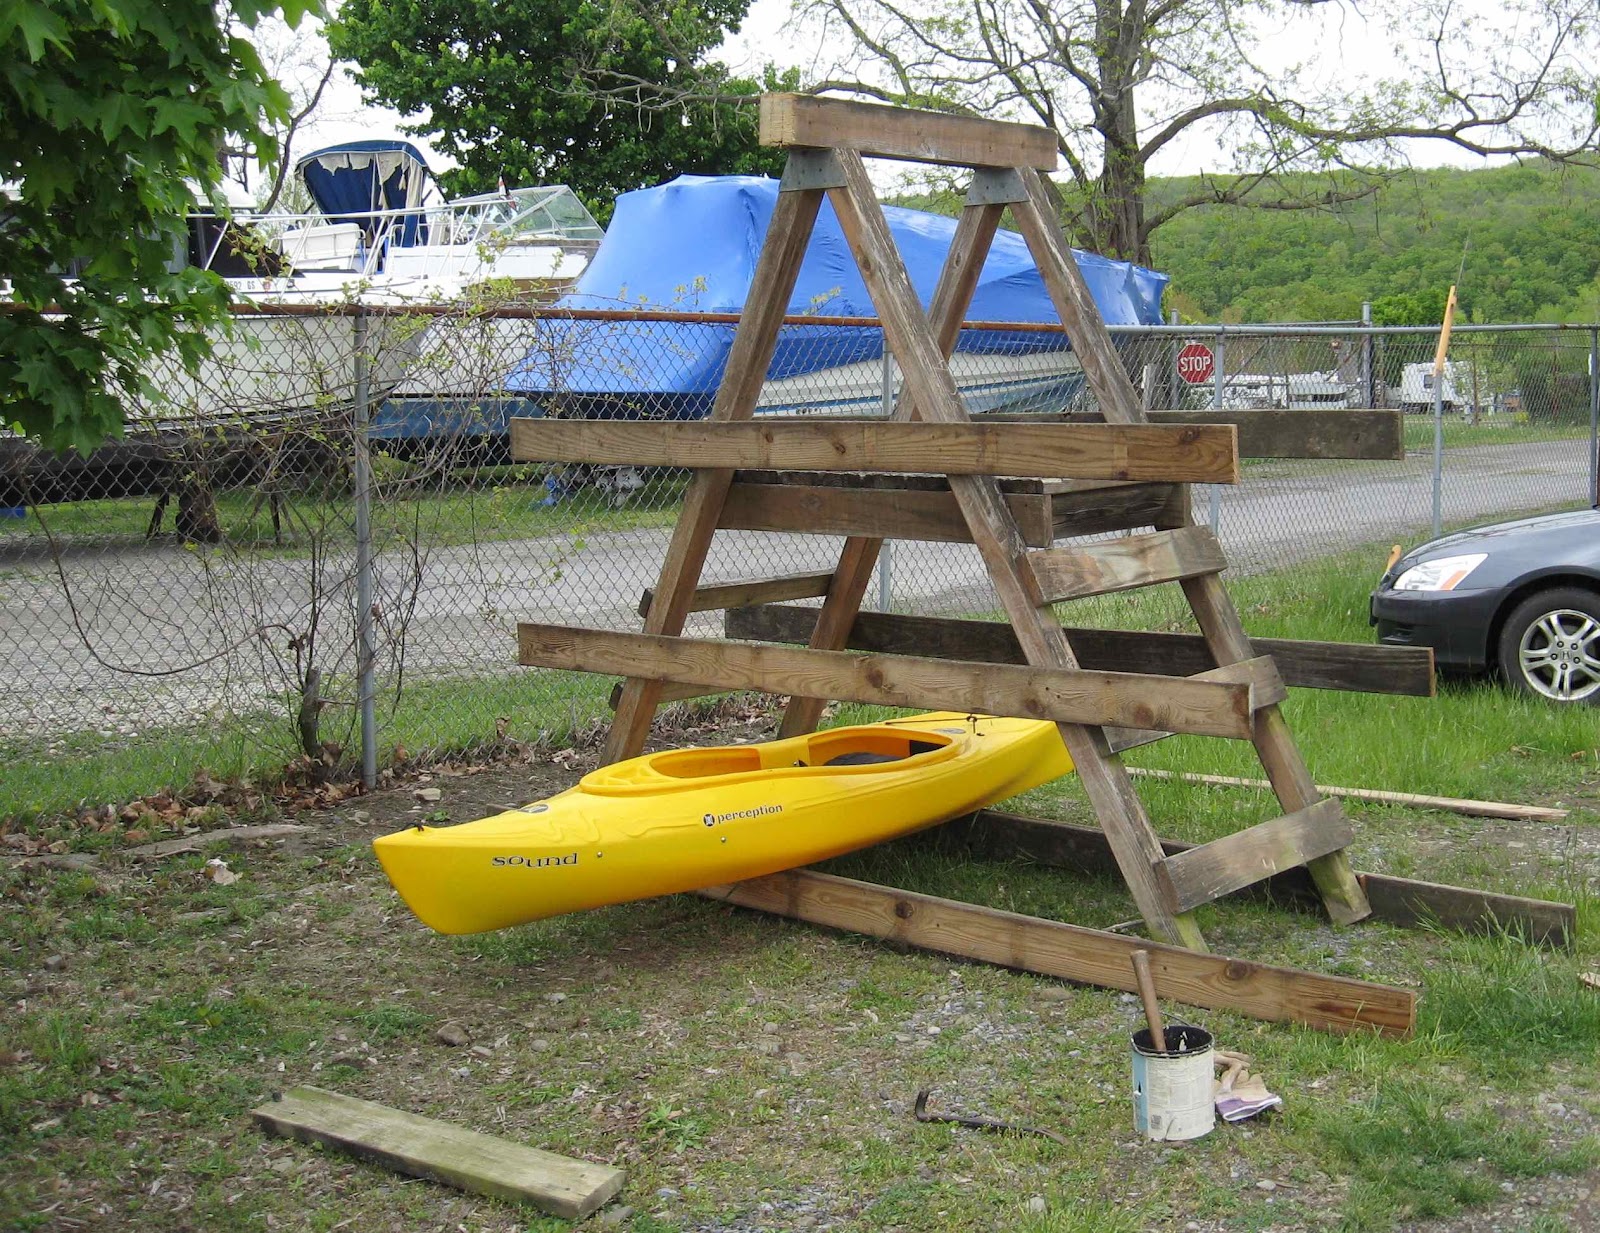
[7,300,1598,337]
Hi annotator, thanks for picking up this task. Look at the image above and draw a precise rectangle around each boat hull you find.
[374,712,1073,935]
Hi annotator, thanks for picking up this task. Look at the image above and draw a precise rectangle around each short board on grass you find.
[252,1086,625,1220]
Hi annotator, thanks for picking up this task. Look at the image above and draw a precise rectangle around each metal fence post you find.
[1209,326,1224,534]
[1360,302,1374,406]
[878,346,893,610]
[1432,365,1445,538]
[1590,328,1599,508]
[352,307,378,789]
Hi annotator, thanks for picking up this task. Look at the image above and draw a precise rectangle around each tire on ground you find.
[1495,586,1600,705]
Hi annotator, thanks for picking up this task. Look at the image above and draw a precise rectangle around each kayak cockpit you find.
[579,723,962,797]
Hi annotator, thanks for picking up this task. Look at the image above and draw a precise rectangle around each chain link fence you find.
[3,305,1596,818]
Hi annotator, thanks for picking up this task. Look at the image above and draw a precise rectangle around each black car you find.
[1370,508,1600,704]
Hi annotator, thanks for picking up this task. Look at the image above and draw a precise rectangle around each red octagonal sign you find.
[1177,342,1215,385]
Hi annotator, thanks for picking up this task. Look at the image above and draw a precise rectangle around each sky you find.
[266,0,1545,207]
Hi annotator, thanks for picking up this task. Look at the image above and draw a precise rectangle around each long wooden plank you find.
[1027,524,1229,602]
[1126,767,1569,822]
[604,173,827,764]
[507,419,1241,484]
[252,1086,625,1219]
[720,480,1056,546]
[778,193,1009,741]
[828,154,1205,949]
[976,409,1405,461]
[701,869,1414,1036]
[1050,480,1189,537]
[1156,799,1353,913]
[726,604,1437,697]
[759,93,1058,170]
[960,809,1575,947]
[638,570,835,618]
[518,623,1262,738]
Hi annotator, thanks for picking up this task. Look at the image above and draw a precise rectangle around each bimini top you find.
[295,139,435,243]
[503,174,1166,408]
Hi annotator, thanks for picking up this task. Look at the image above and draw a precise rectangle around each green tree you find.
[1,0,317,453]
[327,0,789,221]
[800,0,1600,264]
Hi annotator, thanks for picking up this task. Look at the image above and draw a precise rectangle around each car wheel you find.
[1496,587,1600,704]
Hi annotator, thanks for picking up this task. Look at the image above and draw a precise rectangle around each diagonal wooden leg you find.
[778,196,1007,740]
[605,172,829,764]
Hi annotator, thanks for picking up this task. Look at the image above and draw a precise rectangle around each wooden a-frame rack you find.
[511,95,1573,1037]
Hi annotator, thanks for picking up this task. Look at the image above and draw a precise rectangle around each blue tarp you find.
[503,175,1167,415]
[296,140,432,246]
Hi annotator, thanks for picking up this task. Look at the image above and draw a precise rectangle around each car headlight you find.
[1392,552,1488,592]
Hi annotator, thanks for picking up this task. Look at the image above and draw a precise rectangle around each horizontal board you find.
[726,605,1436,697]
[1156,798,1352,912]
[759,93,1058,169]
[507,419,1240,483]
[720,480,1055,545]
[702,868,1414,1036]
[1026,524,1229,602]
[960,809,1574,947]
[639,571,835,618]
[252,1086,625,1219]
[517,623,1261,738]
[976,409,1405,460]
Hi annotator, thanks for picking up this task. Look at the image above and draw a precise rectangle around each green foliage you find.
[0,0,316,453]
[327,0,792,223]
[1152,162,1600,323]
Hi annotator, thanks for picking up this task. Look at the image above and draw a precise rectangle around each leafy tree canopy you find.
[800,0,1600,264]
[327,0,791,221]
[1147,162,1600,324]
[1,0,316,454]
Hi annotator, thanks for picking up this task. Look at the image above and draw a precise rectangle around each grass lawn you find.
[3,540,1598,1231]
[1399,414,1595,452]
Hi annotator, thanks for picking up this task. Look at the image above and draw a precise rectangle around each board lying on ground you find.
[252,1086,625,1220]
[374,712,1073,934]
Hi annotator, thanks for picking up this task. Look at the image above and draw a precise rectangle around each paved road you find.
[1,437,1593,746]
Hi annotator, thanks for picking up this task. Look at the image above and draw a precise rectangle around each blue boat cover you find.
[504,174,1167,411]
[296,139,433,246]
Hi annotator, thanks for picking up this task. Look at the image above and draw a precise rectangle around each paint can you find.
[1131,1023,1215,1141]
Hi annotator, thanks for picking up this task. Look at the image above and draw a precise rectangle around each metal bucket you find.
[1131,1024,1215,1141]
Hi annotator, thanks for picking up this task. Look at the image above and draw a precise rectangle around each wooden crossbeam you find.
[518,623,1268,738]
[721,478,1057,546]
[724,605,1437,697]
[759,93,1059,170]
[1026,524,1228,602]
[976,409,1405,460]
[961,809,1574,947]
[638,571,835,618]
[702,868,1414,1036]
[507,419,1241,484]
[1155,799,1353,913]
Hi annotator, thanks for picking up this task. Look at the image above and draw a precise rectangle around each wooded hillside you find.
[1146,162,1600,325]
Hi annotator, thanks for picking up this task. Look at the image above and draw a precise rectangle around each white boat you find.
[140,141,604,427]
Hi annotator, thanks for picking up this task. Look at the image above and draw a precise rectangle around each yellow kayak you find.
[374,712,1073,935]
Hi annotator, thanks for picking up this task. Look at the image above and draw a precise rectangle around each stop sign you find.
[1177,342,1215,385]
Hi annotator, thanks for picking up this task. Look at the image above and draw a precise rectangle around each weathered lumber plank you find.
[725,604,1437,697]
[831,154,1203,948]
[759,93,1058,169]
[960,809,1575,947]
[701,869,1415,1036]
[518,623,1263,738]
[1125,767,1570,822]
[1026,524,1229,602]
[638,571,835,618]
[720,479,1056,546]
[778,194,1009,741]
[975,409,1405,461]
[1049,480,1190,537]
[252,1086,625,1219]
[1155,799,1353,913]
[507,419,1241,484]
[604,170,827,763]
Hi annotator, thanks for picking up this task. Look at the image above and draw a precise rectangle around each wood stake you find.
[1130,949,1168,1051]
